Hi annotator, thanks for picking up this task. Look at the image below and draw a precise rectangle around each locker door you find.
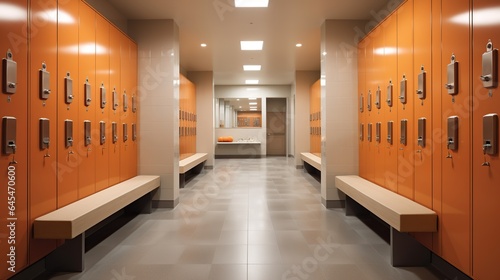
[431,0,443,257]
[412,0,433,250]
[472,0,500,278]
[358,42,367,178]
[129,41,138,177]
[364,34,375,182]
[57,0,79,207]
[95,14,110,192]
[0,0,29,277]
[108,26,121,186]
[28,0,58,263]
[440,0,472,275]
[77,1,96,198]
[372,25,385,187]
[119,33,132,181]
[396,0,414,200]
[382,13,398,192]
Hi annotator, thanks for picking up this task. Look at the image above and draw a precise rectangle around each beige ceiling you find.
[104,0,392,85]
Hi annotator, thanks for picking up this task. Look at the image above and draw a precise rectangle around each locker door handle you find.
[480,75,492,82]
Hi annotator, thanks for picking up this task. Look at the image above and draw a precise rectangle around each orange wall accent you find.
[472,0,500,279]
[179,74,197,160]
[309,79,320,155]
[108,23,122,186]
[0,0,29,277]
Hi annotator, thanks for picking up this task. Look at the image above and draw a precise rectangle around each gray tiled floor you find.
[51,157,443,280]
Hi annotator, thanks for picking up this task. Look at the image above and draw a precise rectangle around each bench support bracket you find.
[46,233,85,272]
[391,228,431,267]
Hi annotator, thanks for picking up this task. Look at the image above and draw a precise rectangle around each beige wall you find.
[85,0,128,33]
[321,20,366,207]
[188,71,215,167]
[294,71,320,167]
[129,19,180,208]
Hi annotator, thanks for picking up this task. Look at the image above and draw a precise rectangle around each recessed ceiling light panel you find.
[243,65,262,71]
[235,0,269,7]
[245,80,259,84]
[241,41,264,50]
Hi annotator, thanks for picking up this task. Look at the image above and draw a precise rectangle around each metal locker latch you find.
[65,72,74,104]
[387,121,393,145]
[375,86,381,109]
[123,92,128,112]
[132,96,137,113]
[113,88,118,110]
[112,122,118,143]
[447,116,459,150]
[376,122,381,143]
[386,81,393,107]
[360,123,364,141]
[367,123,372,142]
[418,118,426,148]
[132,123,137,141]
[359,94,364,113]
[100,83,106,109]
[100,121,106,145]
[367,90,372,111]
[445,54,459,95]
[483,114,498,155]
[84,120,91,146]
[2,50,17,94]
[400,119,407,146]
[481,40,498,89]
[65,120,73,148]
[417,66,426,100]
[84,79,91,106]
[39,63,51,100]
[123,123,128,142]
[399,75,407,104]
[39,118,50,150]
[2,117,16,154]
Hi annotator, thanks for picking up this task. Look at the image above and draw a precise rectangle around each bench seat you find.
[179,153,208,174]
[300,152,321,170]
[34,175,160,239]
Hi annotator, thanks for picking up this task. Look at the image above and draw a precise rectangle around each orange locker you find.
[440,0,472,274]
[431,0,443,257]
[0,0,29,276]
[395,0,414,200]
[364,33,376,183]
[472,0,500,278]
[382,12,398,192]
[129,41,138,178]
[357,42,367,178]
[119,33,133,181]
[309,79,321,155]
[95,14,110,192]
[108,24,121,186]
[77,1,97,198]
[28,0,58,263]
[371,24,385,187]
[57,0,80,207]
[412,0,433,250]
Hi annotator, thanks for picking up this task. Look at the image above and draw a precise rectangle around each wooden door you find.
[266,98,286,156]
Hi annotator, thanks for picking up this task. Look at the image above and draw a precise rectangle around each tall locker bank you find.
[472,0,500,278]
[0,1,29,278]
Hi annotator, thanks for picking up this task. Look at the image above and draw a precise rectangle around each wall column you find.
[320,20,365,207]
[188,71,215,168]
[128,20,180,208]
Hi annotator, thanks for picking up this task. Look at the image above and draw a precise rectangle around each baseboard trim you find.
[321,198,345,208]
[153,198,179,209]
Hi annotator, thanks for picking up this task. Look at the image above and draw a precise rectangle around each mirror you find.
[216,98,262,128]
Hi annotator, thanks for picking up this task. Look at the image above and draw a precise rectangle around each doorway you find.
[266,98,287,156]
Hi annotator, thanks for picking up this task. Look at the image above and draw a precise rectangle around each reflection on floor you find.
[51,157,443,280]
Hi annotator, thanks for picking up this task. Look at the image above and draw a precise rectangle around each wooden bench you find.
[301,152,321,179]
[335,175,437,267]
[179,153,208,187]
[33,175,160,272]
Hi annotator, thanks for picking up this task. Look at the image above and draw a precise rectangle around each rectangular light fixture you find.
[249,102,258,105]
[241,41,264,50]
[245,80,259,84]
[243,65,262,71]
[235,0,269,7]
[249,108,258,111]
[248,97,257,100]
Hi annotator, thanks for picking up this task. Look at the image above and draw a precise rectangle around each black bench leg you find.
[126,191,154,214]
[391,228,431,267]
[180,173,186,188]
[46,233,85,272]
[345,196,369,217]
